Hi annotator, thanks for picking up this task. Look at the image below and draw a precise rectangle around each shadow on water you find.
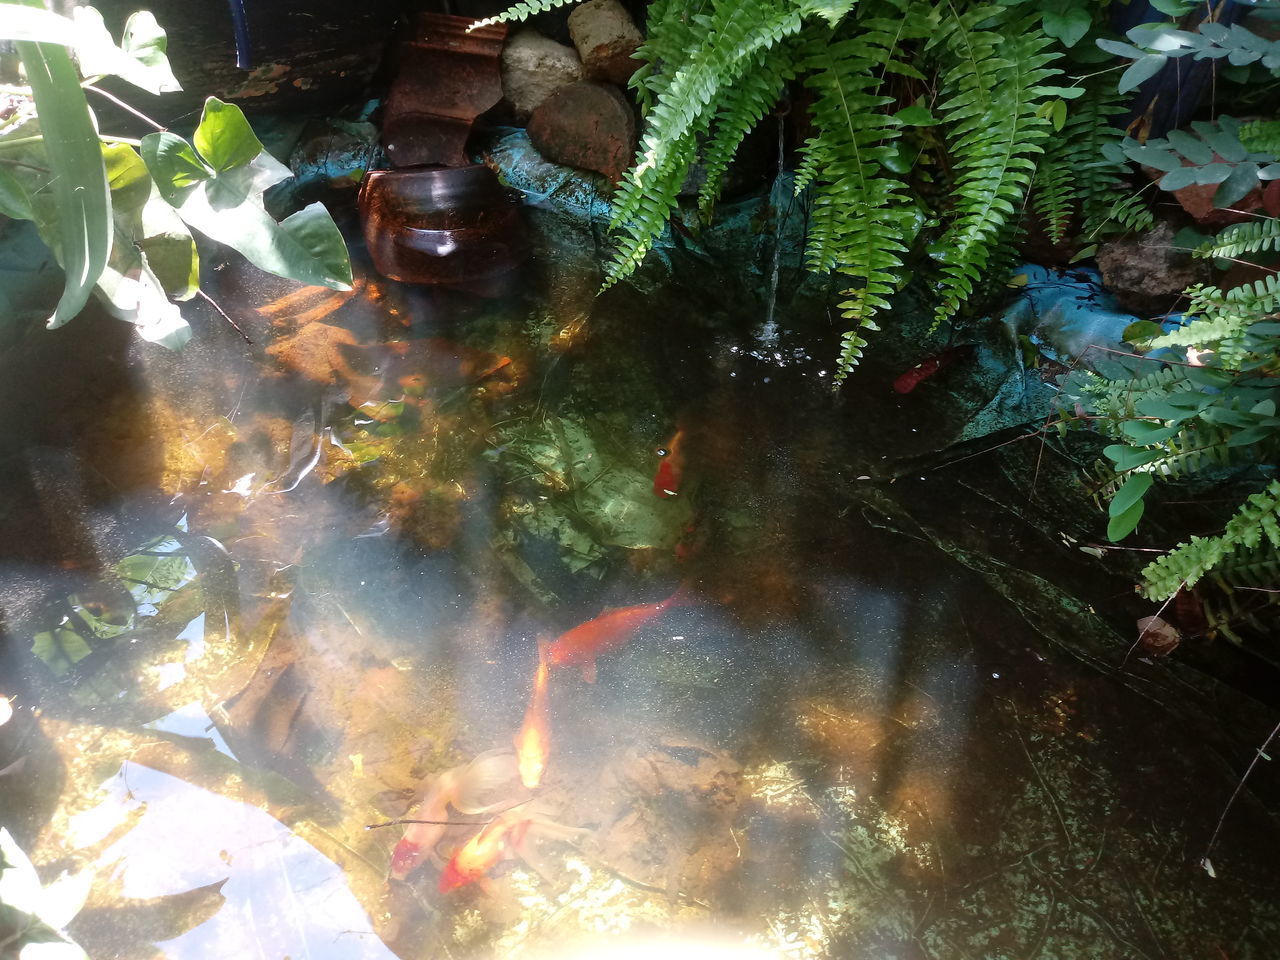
[1,211,1278,960]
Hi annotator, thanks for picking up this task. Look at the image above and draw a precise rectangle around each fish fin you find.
[581,661,597,684]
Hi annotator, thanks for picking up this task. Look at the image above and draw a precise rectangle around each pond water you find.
[2,205,1279,960]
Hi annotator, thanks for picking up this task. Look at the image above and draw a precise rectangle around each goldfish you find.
[513,657,552,789]
[653,427,686,498]
[389,749,528,880]
[545,586,690,683]
[438,805,589,893]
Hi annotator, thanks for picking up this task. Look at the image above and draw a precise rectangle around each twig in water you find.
[365,818,489,830]
[198,290,252,343]
[1201,718,1280,873]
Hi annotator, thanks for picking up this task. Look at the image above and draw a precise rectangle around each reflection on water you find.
[1,230,1279,960]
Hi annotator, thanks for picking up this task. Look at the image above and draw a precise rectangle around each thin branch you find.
[84,83,167,132]
[1201,718,1280,871]
[198,290,253,343]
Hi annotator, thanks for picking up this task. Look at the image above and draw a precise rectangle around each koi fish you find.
[438,806,589,893]
[892,346,967,394]
[545,586,690,683]
[653,428,686,498]
[389,749,527,880]
[513,657,551,789]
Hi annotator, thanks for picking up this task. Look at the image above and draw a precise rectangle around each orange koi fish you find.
[389,749,527,880]
[545,586,690,683]
[653,428,686,498]
[513,657,551,789]
[438,806,589,893]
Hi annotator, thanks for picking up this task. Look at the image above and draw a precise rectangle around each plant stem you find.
[85,83,167,132]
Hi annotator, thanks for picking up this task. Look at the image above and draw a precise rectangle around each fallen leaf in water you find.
[1136,615,1180,657]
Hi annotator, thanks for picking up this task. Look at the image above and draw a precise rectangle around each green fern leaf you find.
[469,0,582,29]
[1141,479,1280,599]
[931,12,1061,327]
[1195,219,1280,260]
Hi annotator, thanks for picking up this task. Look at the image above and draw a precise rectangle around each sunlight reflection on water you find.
[75,763,396,959]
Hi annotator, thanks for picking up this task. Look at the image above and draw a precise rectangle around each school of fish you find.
[389,429,694,893]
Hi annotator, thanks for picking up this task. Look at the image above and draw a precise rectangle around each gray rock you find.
[567,0,643,87]
[1096,221,1211,317]
[502,29,584,122]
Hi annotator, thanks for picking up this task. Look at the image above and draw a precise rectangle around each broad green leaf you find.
[1149,0,1192,14]
[141,132,212,203]
[120,11,181,92]
[1123,319,1165,342]
[1125,144,1182,173]
[1213,162,1259,207]
[144,113,350,291]
[1120,420,1179,443]
[1227,424,1275,447]
[1167,129,1214,165]
[1158,166,1199,191]
[15,38,112,328]
[72,6,179,94]
[193,97,263,174]
[1043,7,1092,48]
[1193,163,1232,185]
[891,105,939,126]
[1259,163,1280,180]
[1096,38,1145,59]
[0,165,33,220]
[1104,444,1165,470]
[277,203,354,288]
[1119,54,1167,93]
[1192,122,1250,162]
[1107,498,1146,541]
[1110,472,1154,517]
[0,3,76,44]
[97,143,196,348]
[1252,399,1277,417]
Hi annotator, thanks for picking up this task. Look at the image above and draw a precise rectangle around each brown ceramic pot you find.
[359,165,527,289]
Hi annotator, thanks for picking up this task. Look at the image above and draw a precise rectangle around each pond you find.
[2,191,1279,960]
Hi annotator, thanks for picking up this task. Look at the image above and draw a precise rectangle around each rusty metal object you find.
[382,14,508,169]
[358,165,527,290]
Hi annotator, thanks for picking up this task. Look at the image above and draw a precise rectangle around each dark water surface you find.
[2,225,1279,960]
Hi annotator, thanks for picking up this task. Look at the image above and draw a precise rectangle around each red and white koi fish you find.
[545,586,691,683]
[513,655,551,789]
[389,749,527,880]
[653,427,687,498]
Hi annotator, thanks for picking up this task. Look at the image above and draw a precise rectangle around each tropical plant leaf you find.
[13,37,113,329]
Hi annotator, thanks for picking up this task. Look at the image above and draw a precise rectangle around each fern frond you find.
[1214,541,1280,590]
[1190,275,1280,321]
[1032,80,1128,244]
[604,0,808,288]
[697,45,795,220]
[931,12,1060,327]
[1240,119,1280,156]
[631,0,706,115]
[469,0,580,29]
[1148,314,1255,351]
[1196,219,1280,260]
[1141,479,1280,599]
[796,23,923,382]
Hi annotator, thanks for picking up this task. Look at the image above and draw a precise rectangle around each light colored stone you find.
[567,0,643,87]
[501,29,584,122]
